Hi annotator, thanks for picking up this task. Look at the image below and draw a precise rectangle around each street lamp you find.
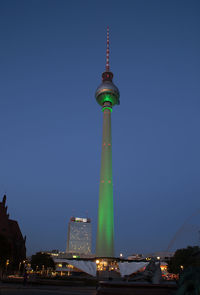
[6,259,9,274]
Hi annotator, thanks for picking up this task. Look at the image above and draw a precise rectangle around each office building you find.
[66,217,92,255]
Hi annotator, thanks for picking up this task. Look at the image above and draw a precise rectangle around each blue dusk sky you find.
[0,0,200,256]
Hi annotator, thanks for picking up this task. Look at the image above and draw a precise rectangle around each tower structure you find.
[95,27,120,257]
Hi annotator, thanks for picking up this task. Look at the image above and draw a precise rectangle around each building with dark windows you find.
[0,194,26,267]
[66,217,92,256]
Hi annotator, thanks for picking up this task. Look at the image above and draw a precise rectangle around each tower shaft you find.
[96,107,114,257]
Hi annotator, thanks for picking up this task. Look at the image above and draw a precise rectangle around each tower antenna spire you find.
[106,26,110,72]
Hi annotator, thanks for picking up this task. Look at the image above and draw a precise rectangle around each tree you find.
[176,267,200,295]
[31,252,55,271]
[167,246,200,274]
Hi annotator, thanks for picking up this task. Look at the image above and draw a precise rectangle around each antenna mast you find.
[106,26,110,72]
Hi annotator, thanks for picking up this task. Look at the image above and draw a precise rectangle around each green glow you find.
[96,108,114,257]
[104,95,114,104]
[96,93,119,107]
[102,107,112,112]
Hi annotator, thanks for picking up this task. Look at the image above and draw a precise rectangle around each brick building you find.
[0,194,26,267]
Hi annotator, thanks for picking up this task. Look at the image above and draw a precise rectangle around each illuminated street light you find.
[6,259,9,274]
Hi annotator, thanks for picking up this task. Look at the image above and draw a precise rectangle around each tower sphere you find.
[95,72,120,107]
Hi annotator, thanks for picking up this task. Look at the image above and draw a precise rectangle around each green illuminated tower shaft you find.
[95,27,120,257]
[96,106,114,257]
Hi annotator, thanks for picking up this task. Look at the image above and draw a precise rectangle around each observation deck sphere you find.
[95,81,120,107]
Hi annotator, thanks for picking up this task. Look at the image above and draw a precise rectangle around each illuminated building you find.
[66,217,92,255]
[95,27,120,257]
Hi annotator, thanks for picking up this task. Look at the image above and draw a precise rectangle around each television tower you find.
[95,27,120,257]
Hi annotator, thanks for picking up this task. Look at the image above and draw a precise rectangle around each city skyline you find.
[0,0,200,256]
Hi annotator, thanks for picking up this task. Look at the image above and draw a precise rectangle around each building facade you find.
[66,217,92,255]
[0,194,26,267]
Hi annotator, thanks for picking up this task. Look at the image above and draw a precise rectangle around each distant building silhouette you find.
[0,194,26,267]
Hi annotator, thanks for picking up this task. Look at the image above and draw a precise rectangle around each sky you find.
[0,0,200,257]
